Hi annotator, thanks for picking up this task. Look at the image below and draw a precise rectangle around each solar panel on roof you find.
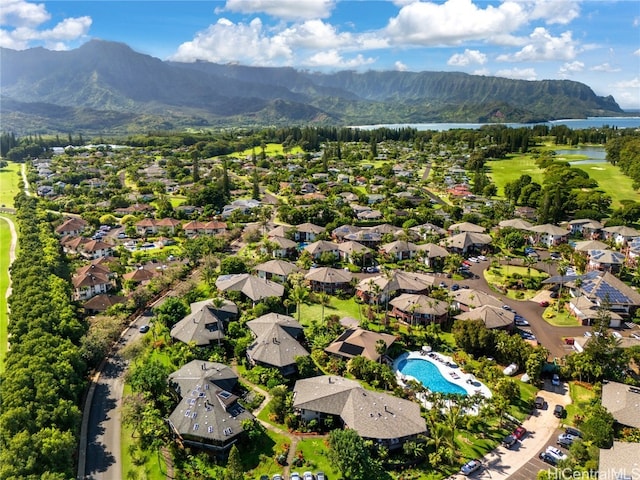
[335,329,354,342]
[339,343,365,356]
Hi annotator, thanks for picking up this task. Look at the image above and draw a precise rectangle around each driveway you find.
[455,257,588,359]
[450,379,571,479]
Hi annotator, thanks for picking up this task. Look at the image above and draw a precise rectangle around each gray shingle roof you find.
[293,376,426,441]
[599,441,640,479]
[246,314,309,368]
[167,360,254,447]
[455,305,515,329]
[602,381,640,428]
[216,274,285,301]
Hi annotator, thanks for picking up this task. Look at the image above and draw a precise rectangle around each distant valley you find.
[0,39,626,135]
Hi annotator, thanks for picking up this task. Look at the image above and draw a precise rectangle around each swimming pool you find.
[397,358,467,395]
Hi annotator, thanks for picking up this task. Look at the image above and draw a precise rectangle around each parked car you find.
[539,451,558,466]
[272,475,283,480]
[501,304,513,311]
[550,252,562,259]
[502,434,517,448]
[468,257,479,263]
[584,331,593,337]
[535,396,545,409]
[546,446,568,461]
[259,476,269,480]
[139,325,150,333]
[451,284,460,291]
[316,472,325,480]
[550,291,559,298]
[631,333,640,340]
[539,300,549,307]
[439,281,447,288]
[303,472,314,480]
[612,331,623,339]
[460,459,482,476]
[290,473,301,480]
[552,374,560,386]
[557,433,578,448]
[513,426,527,439]
[553,404,565,418]
[477,255,487,261]
[565,427,583,438]
[515,317,530,327]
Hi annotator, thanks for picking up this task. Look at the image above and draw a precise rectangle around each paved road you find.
[82,316,148,480]
[454,255,588,360]
[450,379,571,480]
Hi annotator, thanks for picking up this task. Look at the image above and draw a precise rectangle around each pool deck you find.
[394,351,492,400]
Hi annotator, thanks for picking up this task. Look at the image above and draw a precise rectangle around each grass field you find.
[541,306,581,327]
[485,151,638,208]
[0,161,22,207]
[293,438,340,478]
[297,296,363,325]
[228,143,303,159]
[0,217,12,372]
[564,382,596,427]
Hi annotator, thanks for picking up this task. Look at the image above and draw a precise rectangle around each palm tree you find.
[556,261,569,312]
[523,255,537,278]
[289,285,310,322]
[375,339,387,363]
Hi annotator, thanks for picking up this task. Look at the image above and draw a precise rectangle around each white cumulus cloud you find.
[496,27,577,62]
[0,0,91,50]
[303,49,375,68]
[495,67,537,80]
[591,63,621,73]
[395,60,408,71]
[384,0,527,45]
[634,49,640,56]
[223,0,335,20]
[448,49,487,66]
[170,17,293,64]
[558,60,584,77]
[277,20,353,49]
[526,0,580,25]
[0,0,49,28]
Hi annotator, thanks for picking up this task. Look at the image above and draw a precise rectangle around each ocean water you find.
[351,117,640,131]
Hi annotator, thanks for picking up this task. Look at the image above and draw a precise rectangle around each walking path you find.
[230,362,309,479]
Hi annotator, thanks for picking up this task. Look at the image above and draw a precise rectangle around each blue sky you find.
[2,0,639,109]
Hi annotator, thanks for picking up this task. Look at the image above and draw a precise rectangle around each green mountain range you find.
[0,39,624,134]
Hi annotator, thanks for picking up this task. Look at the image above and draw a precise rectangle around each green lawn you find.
[564,382,596,427]
[293,438,339,478]
[0,161,22,207]
[483,265,548,300]
[228,143,303,159]
[486,152,638,208]
[0,217,12,371]
[541,306,580,327]
[485,154,544,196]
[577,163,640,207]
[121,384,166,480]
[297,296,364,325]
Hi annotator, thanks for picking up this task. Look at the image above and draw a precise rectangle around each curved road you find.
[80,312,152,480]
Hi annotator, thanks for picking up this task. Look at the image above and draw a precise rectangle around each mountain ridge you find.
[0,39,625,134]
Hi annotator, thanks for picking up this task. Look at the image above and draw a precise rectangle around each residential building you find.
[246,313,309,376]
[293,375,427,450]
[325,328,396,362]
[167,360,254,453]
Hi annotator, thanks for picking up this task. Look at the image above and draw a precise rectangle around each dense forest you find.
[0,195,88,479]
